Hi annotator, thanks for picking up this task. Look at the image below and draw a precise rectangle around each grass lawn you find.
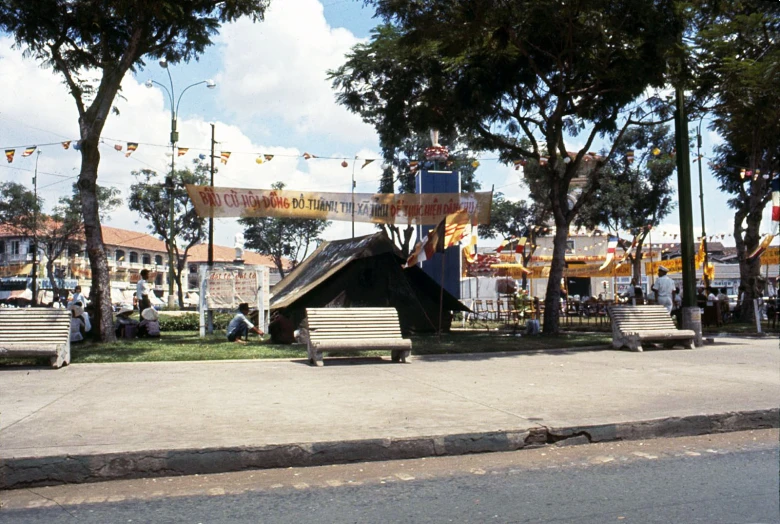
[2,330,613,366]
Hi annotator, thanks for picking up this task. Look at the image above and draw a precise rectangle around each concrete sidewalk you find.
[1,337,778,489]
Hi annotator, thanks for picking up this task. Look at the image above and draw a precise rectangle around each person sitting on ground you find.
[68,285,87,308]
[226,303,263,344]
[114,304,139,338]
[68,302,91,343]
[138,307,161,338]
[268,309,295,344]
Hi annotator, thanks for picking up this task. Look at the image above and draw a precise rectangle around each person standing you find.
[226,303,263,344]
[136,269,152,313]
[651,265,675,313]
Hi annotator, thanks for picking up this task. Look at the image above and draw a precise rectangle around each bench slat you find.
[0,309,72,368]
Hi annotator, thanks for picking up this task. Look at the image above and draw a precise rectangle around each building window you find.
[0,240,4,254]
[155,274,163,286]
[116,249,125,262]
[155,255,163,265]
[11,241,21,255]
[189,264,197,274]
[142,254,151,265]
[129,251,139,263]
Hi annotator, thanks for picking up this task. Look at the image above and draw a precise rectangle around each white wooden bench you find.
[300,307,412,366]
[608,305,695,352]
[0,308,71,368]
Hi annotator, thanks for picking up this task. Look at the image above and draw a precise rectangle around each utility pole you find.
[351,156,357,238]
[696,118,709,289]
[31,150,40,306]
[674,87,702,346]
[208,123,216,266]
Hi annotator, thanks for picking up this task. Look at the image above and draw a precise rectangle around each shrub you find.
[158,313,233,332]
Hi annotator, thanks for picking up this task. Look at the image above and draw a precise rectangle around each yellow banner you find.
[527,263,631,278]
[185,185,493,226]
[644,258,684,275]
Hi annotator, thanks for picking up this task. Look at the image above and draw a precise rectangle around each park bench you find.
[300,307,412,366]
[608,305,695,352]
[0,308,71,368]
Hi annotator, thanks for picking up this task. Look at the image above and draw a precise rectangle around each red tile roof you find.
[186,243,287,269]
[101,226,168,253]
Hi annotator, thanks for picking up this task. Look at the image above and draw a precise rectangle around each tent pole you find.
[438,252,446,339]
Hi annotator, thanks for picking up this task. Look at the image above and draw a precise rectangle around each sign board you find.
[198,264,270,337]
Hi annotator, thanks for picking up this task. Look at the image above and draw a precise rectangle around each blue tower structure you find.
[415,169,461,299]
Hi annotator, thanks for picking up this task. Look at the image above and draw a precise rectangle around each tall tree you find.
[239,182,330,278]
[128,162,208,308]
[694,1,780,320]
[0,0,270,340]
[574,125,677,282]
[331,1,682,333]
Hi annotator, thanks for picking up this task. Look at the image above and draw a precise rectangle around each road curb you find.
[2,408,777,490]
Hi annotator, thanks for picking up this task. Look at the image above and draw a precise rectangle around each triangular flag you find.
[177,147,188,157]
[114,144,123,152]
[220,151,231,164]
[264,154,274,162]
[22,146,36,157]
[747,234,775,261]
[5,149,14,163]
[599,235,619,270]
[61,141,71,150]
[361,159,375,169]
[303,152,317,160]
[125,143,138,157]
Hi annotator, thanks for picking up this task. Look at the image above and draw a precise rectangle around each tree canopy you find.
[331,0,683,332]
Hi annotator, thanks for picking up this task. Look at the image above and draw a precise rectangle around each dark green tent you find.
[270,232,467,334]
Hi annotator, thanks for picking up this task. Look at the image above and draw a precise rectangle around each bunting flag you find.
[264,154,274,162]
[771,177,780,234]
[62,141,71,150]
[22,146,36,157]
[461,219,478,264]
[622,236,638,261]
[513,159,524,170]
[114,144,123,151]
[220,151,231,164]
[5,149,14,163]
[747,234,775,261]
[406,209,470,266]
[694,237,706,269]
[177,147,188,157]
[361,159,375,169]
[125,142,138,157]
[496,236,527,258]
[599,235,618,270]
[303,152,316,160]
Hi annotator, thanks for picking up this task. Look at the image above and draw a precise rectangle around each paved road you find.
[2,430,777,523]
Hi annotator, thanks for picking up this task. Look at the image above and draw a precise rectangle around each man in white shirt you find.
[136,269,151,313]
[226,303,263,344]
[651,265,676,313]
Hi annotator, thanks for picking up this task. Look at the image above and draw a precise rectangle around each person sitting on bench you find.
[226,303,264,344]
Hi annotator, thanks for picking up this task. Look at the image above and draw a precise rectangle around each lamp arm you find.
[175,81,208,116]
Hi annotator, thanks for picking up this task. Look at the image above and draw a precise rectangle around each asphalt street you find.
[2,430,777,523]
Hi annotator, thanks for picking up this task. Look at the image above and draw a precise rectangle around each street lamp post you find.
[145,61,215,308]
[31,150,40,306]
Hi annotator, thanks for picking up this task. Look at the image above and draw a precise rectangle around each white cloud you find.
[215,0,376,143]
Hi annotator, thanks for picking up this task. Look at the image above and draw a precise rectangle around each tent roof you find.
[270,232,403,310]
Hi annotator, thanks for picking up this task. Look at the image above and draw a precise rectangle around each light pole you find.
[145,61,215,307]
[696,115,709,289]
[31,150,40,306]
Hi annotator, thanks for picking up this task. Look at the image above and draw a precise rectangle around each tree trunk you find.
[542,213,568,334]
[79,142,116,342]
[45,258,59,306]
[735,206,763,322]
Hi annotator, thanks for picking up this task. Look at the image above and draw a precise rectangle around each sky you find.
[0,0,773,255]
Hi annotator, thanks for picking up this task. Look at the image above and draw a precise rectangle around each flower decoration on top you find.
[424,129,449,162]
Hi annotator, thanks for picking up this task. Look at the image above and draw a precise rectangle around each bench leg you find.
[391,350,411,363]
[50,348,70,368]
[307,345,323,367]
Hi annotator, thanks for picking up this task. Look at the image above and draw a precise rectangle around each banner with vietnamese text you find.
[185,185,493,226]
